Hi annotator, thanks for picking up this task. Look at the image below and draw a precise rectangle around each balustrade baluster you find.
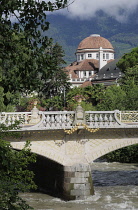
[18,114,22,125]
[94,114,98,127]
[104,114,108,126]
[3,113,7,125]
[99,114,103,126]
[66,114,71,127]
[12,115,15,124]
[59,114,62,127]
[89,114,93,126]
[24,114,28,124]
[16,114,19,122]
[55,114,60,128]
[7,115,11,125]
[51,115,55,128]
[46,114,50,128]
[109,114,113,125]
[61,114,66,129]
[43,114,46,126]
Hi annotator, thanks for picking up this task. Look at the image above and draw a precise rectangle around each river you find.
[20,162,138,210]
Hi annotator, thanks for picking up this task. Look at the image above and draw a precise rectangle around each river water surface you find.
[20,162,138,210]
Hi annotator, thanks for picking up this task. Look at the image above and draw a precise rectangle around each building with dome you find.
[65,34,122,87]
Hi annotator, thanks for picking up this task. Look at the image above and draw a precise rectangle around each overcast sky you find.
[51,0,138,22]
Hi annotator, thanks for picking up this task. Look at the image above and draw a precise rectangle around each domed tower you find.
[65,34,115,87]
[76,34,114,70]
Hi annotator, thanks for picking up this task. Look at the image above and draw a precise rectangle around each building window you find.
[96,53,99,59]
[89,71,92,76]
[103,54,105,59]
[106,54,109,60]
[83,71,86,77]
[81,54,84,60]
[77,55,80,61]
[88,54,92,58]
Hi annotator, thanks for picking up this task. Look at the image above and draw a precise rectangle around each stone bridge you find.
[1,104,138,200]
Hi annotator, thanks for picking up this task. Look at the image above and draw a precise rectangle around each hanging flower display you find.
[64,123,99,135]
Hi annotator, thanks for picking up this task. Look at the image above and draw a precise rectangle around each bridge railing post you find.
[29,100,41,125]
[74,103,85,126]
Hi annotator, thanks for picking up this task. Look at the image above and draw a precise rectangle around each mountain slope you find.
[45,10,138,64]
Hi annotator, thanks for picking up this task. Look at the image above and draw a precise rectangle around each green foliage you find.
[96,85,126,111]
[66,85,105,111]
[0,86,5,111]
[45,95,64,111]
[117,47,138,72]
[103,144,138,163]
[81,101,96,111]
[119,64,138,110]
[16,96,46,112]
[121,65,138,87]
[0,1,74,207]
[124,85,138,110]
[0,0,71,108]
[37,42,70,100]
[0,123,37,209]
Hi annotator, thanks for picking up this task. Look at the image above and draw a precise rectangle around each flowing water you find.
[20,162,138,210]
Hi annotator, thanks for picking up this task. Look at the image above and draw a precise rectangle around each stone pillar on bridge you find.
[74,102,86,125]
[29,100,40,124]
[63,163,94,200]
[62,103,94,200]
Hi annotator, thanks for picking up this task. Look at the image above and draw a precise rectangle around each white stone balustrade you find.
[0,112,31,126]
[0,109,138,130]
[85,110,120,128]
[40,111,75,129]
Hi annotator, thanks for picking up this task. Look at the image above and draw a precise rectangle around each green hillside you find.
[45,10,138,64]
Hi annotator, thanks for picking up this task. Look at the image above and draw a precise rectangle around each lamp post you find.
[61,86,66,110]
[63,86,66,109]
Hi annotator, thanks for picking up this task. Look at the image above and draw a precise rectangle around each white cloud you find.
[52,0,138,22]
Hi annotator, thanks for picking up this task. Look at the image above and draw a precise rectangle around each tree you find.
[0,0,73,107]
[96,47,138,111]
[66,85,105,111]
[120,65,138,110]
[0,1,74,208]
[96,85,126,111]
[0,123,36,209]
[37,42,70,99]
[103,144,138,163]
[117,47,138,72]
[121,64,138,87]
[114,47,138,110]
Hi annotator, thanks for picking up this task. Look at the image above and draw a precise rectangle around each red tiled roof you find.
[80,80,92,87]
[65,59,99,79]
[78,59,99,71]
[77,36,113,50]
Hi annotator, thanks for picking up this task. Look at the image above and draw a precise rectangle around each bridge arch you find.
[85,137,138,162]
[10,140,67,165]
